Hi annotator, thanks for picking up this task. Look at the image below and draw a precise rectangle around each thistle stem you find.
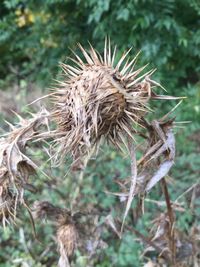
[161,178,176,265]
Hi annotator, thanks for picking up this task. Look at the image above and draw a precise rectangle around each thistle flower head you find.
[52,39,165,164]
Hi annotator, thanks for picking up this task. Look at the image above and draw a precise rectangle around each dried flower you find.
[52,39,167,164]
[33,201,78,265]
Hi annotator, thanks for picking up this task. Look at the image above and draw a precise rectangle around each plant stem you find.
[161,178,176,265]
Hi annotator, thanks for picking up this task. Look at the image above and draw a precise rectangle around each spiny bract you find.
[52,39,165,164]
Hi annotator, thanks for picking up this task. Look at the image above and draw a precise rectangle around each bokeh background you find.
[0,1,200,266]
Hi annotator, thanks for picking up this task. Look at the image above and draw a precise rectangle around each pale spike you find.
[95,49,104,64]
[104,37,107,65]
[160,100,183,121]
[120,57,130,75]
[60,67,68,75]
[111,45,117,66]
[70,48,84,65]
[125,63,149,80]
[107,37,111,66]
[121,122,136,142]
[64,64,81,74]
[151,95,186,100]
[4,120,15,130]
[66,68,77,77]
[145,76,167,92]
[124,112,138,130]
[27,92,56,106]
[67,56,84,69]
[124,109,142,118]
[10,110,26,124]
[128,105,147,112]
[114,136,127,154]
[117,131,130,152]
[78,43,94,65]
[53,79,69,86]
[124,111,145,129]
[60,64,73,75]
[121,50,141,75]
[88,42,101,65]
[127,69,154,88]
[115,47,132,70]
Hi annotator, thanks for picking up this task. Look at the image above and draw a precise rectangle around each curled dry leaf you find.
[143,119,175,192]
[0,108,49,224]
[105,118,176,219]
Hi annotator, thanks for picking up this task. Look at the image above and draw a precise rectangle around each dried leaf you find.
[105,214,121,238]
[121,141,137,233]
[145,160,174,192]
[0,108,50,224]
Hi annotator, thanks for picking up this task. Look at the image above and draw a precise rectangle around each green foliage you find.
[0,0,200,89]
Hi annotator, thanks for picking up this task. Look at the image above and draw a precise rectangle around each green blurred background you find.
[0,0,200,266]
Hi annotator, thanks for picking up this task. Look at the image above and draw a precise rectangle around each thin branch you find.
[161,178,176,265]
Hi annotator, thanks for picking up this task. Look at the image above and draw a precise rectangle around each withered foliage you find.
[142,211,200,267]
[0,40,195,267]
[0,108,49,225]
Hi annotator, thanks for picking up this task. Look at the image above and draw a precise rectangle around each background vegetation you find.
[0,0,200,266]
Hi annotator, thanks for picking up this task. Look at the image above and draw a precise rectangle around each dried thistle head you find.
[52,39,167,164]
[57,222,78,263]
[33,201,78,264]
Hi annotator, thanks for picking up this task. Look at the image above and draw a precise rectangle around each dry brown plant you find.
[0,40,193,266]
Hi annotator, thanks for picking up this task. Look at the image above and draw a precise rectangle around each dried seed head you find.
[52,40,166,163]
[57,223,78,262]
[33,201,78,264]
